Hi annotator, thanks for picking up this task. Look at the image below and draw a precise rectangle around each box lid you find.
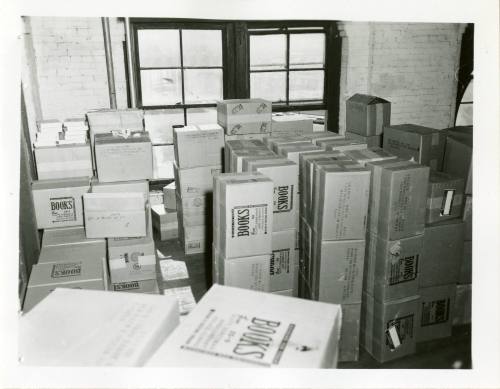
[94,131,150,145]
[31,177,90,190]
[348,94,390,105]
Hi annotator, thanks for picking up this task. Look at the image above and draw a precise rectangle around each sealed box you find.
[452,283,471,326]
[32,177,90,229]
[163,182,177,210]
[231,148,277,173]
[361,292,419,363]
[271,113,314,137]
[443,132,473,194]
[94,131,153,182]
[367,160,429,240]
[420,219,464,288]
[23,260,104,312]
[147,284,342,368]
[270,229,296,292]
[91,178,149,201]
[416,284,455,342]
[151,204,178,226]
[179,223,207,255]
[83,193,146,238]
[38,236,106,265]
[224,133,267,141]
[243,158,298,232]
[309,131,345,146]
[458,240,472,284]
[426,171,465,224]
[339,303,362,362]
[107,233,156,283]
[318,139,367,152]
[312,239,365,304]
[346,94,390,136]
[345,131,381,148]
[149,190,164,206]
[38,119,62,132]
[312,165,371,241]
[277,143,322,163]
[87,108,144,134]
[174,163,221,198]
[216,174,273,258]
[215,252,271,292]
[217,99,272,135]
[173,124,224,168]
[383,124,446,171]
[344,147,397,167]
[155,222,179,241]
[364,233,423,302]
[175,192,208,227]
[20,288,179,366]
[266,136,311,153]
[152,144,175,179]
[34,143,92,180]
[112,278,160,294]
[42,226,104,250]
[462,195,472,240]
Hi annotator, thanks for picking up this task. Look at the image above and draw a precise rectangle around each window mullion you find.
[286,30,290,106]
[179,29,187,124]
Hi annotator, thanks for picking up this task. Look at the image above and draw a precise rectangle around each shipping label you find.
[270,249,291,276]
[179,309,296,367]
[332,182,353,239]
[392,173,411,234]
[385,314,414,350]
[388,254,419,285]
[51,262,82,278]
[342,246,361,300]
[440,189,455,216]
[231,204,269,238]
[420,298,450,327]
[273,185,294,213]
[49,196,77,223]
[113,281,140,291]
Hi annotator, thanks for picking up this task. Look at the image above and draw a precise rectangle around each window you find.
[455,78,473,127]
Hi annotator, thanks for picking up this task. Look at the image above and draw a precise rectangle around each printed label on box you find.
[385,314,414,349]
[273,185,294,213]
[270,249,291,276]
[342,246,361,300]
[231,204,269,238]
[179,309,296,367]
[421,299,450,327]
[121,251,145,271]
[50,196,77,223]
[113,281,140,291]
[51,262,82,278]
[388,255,419,285]
[392,174,411,234]
[440,189,455,216]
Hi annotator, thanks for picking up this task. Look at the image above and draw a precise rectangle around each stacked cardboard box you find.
[173,124,224,254]
[217,99,272,136]
[345,94,391,138]
[361,159,430,362]
[271,112,314,137]
[212,173,273,291]
[225,139,276,173]
[35,120,64,144]
[150,182,178,241]
[316,139,367,152]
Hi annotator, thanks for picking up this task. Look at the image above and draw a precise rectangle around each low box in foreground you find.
[146,284,342,368]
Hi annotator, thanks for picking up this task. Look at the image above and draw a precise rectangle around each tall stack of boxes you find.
[151,182,178,241]
[173,124,224,254]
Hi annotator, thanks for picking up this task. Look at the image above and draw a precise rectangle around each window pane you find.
[182,30,222,67]
[462,80,473,102]
[140,69,182,106]
[290,33,325,69]
[144,109,184,144]
[250,72,286,102]
[456,104,473,126]
[289,70,324,101]
[184,69,223,104]
[250,34,286,70]
[138,29,180,68]
[186,108,218,125]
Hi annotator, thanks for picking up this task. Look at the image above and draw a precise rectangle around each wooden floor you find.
[155,237,472,369]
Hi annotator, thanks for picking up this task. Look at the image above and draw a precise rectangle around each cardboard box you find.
[453,283,471,326]
[364,233,423,302]
[146,284,342,368]
[346,94,391,136]
[309,131,345,146]
[163,182,177,210]
[339,303,362,362]
[266,136,312,153]
[311,165,371,241]
[20,288,179,366]
[217,99,272,135]
[87,108,144,133]
[344,148,397,167]
[312,239,365,304]
[32,177,90,229]
[94,131,153,182]
[420,220,464,287]
[345,131,381,148]
[151,204,178,225]
[173,124,224,169]
[270,229,296,292]
[83,193,146,238]
[271,113,314,137]
[214,252,271,292]
[143,109,179,144]
[175,192,208,227]
[279,144,324,166]
[243,158,298,232]
[383,124,446,171]
[231,148,277,173]
[426,171,465,224]
[361,292,419,363]
[443,130,472,195]
[91,178,149,201]
[179,224,207,255]
[23,260,104,312]
[224,133,267,141]
[152,144,175,179]
[38,119,62,132]
[107,231,156,283]
[41,226,104,250]
[156,223,179,241]
[216,174,273,258]
[416,284,455,342]
[225,139,275,172]
[174,163,221,198]
[149,190,164,206]
[111,278,160,294]
[34,143,92,180]
[318,139,368,152]
[367,160,429,240]
[38,237,106,265]
[462,195,472,240]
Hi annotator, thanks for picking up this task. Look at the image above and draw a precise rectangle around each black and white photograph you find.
[0,0,499,387]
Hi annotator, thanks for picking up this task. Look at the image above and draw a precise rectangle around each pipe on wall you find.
[124,17,137,108]
[101,17,117,109]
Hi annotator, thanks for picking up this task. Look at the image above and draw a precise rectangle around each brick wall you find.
[24,16,128,123]
[338,22,467,132]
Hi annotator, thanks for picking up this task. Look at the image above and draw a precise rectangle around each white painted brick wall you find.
[26,17,128,121]
[338,22,467,132]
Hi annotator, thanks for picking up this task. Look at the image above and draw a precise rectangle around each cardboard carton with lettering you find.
[278,143,323,165]
[344,148,397,167]
[270,229,296,292]
[38,237,106,265]
[426,171,465,224]
[271,113,314,137]
[215,253,271,292]
[112,279,160,294]
[173,124,224,169]
[217,99,272,135]
[416,284,455,342]
[174,163,221,198]
[32,177,90,229]
[317,139,368,152]
[146,284,342,368]
[34,143,92,180]
[266,136,311,153]
[91,178,149,201]
[42,226,104,250]
[346,94,391,136]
